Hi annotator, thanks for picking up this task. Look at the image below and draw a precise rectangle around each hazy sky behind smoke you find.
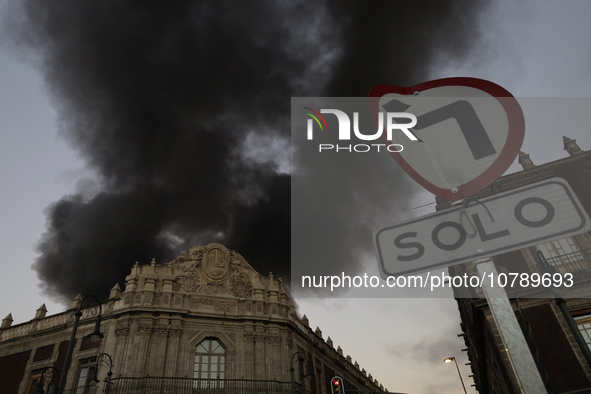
[2,1,591,393]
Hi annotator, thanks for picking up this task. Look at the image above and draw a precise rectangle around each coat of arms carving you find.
[201,244,230,285]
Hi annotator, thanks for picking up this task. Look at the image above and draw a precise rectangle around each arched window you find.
[194,338,226,381]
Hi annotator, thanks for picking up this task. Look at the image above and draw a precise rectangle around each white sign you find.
[374,178,591,277]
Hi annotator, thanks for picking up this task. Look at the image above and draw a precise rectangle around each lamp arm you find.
[79,295,102,316]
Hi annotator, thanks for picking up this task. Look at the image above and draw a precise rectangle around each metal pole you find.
[289,351,310,394]
[57,309,81,394]
[105,371,112,394]
[452,358,468,394]
[57,295,102,394]
[474,258,547,393]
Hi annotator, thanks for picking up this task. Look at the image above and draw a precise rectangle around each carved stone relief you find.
[144,294,153,305]
[268,335,281,344]
[155,325,168,337]
[201,245,230,284]
[137,324,153,336]
[174,295,184,306]
[175,261,201,293]
[169,327,182,338]
[190,298,237,313]
[254,334,266,342]
[229,275,253,298]
[115,326,129,338]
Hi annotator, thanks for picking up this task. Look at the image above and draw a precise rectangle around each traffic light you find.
[331,376,345,394]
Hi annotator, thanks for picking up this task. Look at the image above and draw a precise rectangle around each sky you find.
[2,1,591,394]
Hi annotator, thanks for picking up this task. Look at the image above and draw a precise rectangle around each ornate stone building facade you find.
[0,243,390,394]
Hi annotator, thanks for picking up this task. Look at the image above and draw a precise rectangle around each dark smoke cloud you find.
[2,1,489,302]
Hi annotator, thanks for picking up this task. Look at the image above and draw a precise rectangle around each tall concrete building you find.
[441,137,591,393]
[0,243,390,394]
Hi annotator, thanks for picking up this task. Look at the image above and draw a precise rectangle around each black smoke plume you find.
[2,1,488,302]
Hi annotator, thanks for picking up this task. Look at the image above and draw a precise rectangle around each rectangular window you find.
[76,357,96,394]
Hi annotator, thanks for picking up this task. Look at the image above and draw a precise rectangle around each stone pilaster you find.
[134,320,153,377]
[226,349,237,379]
[268,329,281,380]
[155,323,170,376]
[114,321,130,377]
[146,323,168,376]
[165,324,182,376]
[243,330,254,378]
[254,324,266,380]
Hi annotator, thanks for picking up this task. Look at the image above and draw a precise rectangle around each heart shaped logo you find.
[369,77,525,201]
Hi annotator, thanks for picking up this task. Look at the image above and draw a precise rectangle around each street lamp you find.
[31,367,60,394]
[89,353,114,394]
[57,295,104,394]
[444,357,468,394]
[290,351,312,394]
